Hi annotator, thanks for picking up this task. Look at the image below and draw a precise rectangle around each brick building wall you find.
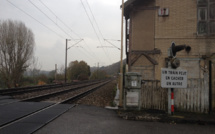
[124,0,215,112]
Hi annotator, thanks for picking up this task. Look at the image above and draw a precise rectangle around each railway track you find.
[22,80,110,103]
[0,80,98,96]
[0,79,111,134]
[0,80,106,105]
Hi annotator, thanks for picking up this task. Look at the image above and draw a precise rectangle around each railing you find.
[141,80,167,110]
[141,78,209,113]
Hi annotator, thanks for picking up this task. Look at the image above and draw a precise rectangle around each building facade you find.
[124,0,215,113]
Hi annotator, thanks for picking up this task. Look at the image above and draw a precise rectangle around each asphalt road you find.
[34,105,215,134]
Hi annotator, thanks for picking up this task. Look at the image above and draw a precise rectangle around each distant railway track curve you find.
[0,79,111,105]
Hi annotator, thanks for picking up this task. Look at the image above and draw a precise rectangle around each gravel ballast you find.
[76,80,117,107]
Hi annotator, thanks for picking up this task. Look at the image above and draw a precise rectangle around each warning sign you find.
[161,68,187,88]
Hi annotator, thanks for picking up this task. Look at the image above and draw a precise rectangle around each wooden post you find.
[119,0,124,107]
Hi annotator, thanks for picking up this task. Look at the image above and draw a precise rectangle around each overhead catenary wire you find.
[28,0,74,39]
[7,0,116,67]
[6,0,65,39]
[66,39,102,63]
[67,39,102,63]
[6,0,103,68]
[30,0,102,64]
[80,0,112,63]
[85,0,121,56]
[34,0,114,65]
[67,39,84,50]
[37,0,102,64]
[82,41,102,62]
[85,0,121,62]
[82,47,101,62]
[85,0,105,40]
[97,46,117,48]
[104,39,121,50]
[78,47,98,63]
[39,0,102,63]
[39,0,104,64]
[104,39,121,42]
[67,43,98,64]
[38,0,82,40]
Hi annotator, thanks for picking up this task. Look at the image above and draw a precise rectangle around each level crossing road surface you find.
[0,95,19,104]
[35,105,215,134]
[1,95,215,134]
[0,97,74,134]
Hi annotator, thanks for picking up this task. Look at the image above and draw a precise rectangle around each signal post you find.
[161,42,191,115]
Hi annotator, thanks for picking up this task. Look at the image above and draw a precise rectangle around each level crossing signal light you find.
[170,42,191,57]
[169,42,191,68]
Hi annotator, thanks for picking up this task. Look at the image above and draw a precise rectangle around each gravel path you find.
[76,79,117,107]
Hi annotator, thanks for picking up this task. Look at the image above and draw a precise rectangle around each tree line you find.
[0,20,34,88]
[0,20,110,89]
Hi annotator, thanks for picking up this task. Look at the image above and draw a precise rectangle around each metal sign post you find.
[162,67,188,115]
[162,42,190,115]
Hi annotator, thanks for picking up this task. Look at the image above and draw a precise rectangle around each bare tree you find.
[0,20,35,88]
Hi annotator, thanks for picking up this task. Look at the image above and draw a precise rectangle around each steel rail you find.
[0,80,106,106]
[0,80,101,96]
[22,80,107,102]
[0,79,111,131]
[61,80,111,104]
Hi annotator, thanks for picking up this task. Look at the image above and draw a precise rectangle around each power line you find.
[82,41,102,62]
[38,0,82,39]
[97,46,118,48]
[85,0,105,39]
[37,0,100,63]
[67,43,99,64]
[67,39,101,63]
[38,0,102,63]
[85,0,119,64]
[104,39,121,41]
[67,39,83,50]
[6,0,102,67]
[85,0,118,62]
[104,39,120,50]
[78,47,98,63]
[28,0,74,39]
[6,0,65,39]
[80,0,112,63]
[80,0,102,45]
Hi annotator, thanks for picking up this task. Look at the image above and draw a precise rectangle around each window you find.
[127,19,130,35]
[198,8,208,34]
[197,0,215,35]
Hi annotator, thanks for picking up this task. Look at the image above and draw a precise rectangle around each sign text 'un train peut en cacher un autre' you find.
[161,68,187,88]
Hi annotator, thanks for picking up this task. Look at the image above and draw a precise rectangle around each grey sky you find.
[0,0,125,71]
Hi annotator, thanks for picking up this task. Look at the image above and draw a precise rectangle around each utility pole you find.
[119,0,124,107]
[55,64,57,81]
[97,62,99,79]
[64,39,82,83]
[65,39,71,83]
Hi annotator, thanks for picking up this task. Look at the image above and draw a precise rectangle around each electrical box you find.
[124,72,142,89]
[124,72,142,110]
